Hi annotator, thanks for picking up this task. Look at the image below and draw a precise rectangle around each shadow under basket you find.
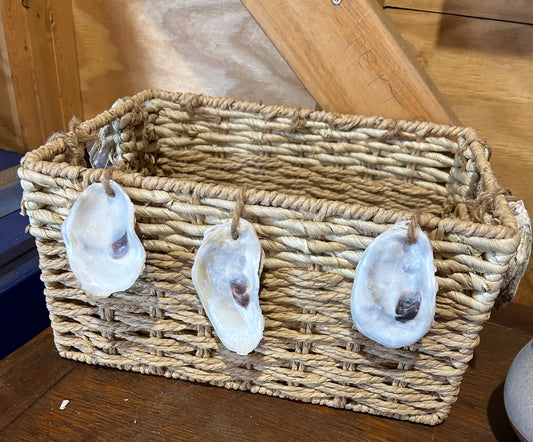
[19,89,530,425]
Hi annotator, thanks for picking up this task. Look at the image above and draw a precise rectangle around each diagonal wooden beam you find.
[242,0,459,125]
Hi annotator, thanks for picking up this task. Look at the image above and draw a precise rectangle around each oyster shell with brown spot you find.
[192,219,264,355]
[61,180,145,297]
[351,220,437,348]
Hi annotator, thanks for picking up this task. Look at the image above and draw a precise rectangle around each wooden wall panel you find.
[0,0,42,152]
[387,8,533,306]
[383,0,533,24]
[0,0,83,152]
[0,8,23,152]
[72,0,315,119]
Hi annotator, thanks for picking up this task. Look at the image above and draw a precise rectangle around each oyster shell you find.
[192,219,264,355]
[351,220,437,348]
[62,180,145,297]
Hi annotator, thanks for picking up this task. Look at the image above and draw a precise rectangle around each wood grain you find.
[0,329,74,430]
[0,9,23,152]
[242,0,459,124]
[0,0,82,152]
[386,8,533,306]
[72,0,315,119]
[0,0,44,151]
[383,0,533,24]
[0,303,530,441]
[46,0,83,125]
[24,1,66,143]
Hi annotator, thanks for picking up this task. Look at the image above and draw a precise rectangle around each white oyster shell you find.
[351,220,437,348]
[192,219,264,355]
[62,180,145,297]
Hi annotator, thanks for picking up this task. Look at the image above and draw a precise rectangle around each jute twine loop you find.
[231,187,247,240]
[471,189,518,223]
[289,108,311,132]
[46,116,98,166]
[381,124,401,142]
[101,165,119,198]
[406,211,420,245]
[182,93,202,114]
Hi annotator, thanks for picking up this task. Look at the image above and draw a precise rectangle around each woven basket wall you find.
[19,89,523,425]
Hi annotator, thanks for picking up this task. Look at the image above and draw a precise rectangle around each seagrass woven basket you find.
[19,89,529,425]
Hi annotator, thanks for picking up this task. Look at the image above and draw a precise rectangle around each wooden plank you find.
[0,0,44,151]
[72,0,315,119]
[241,0,459,124]
[0,0,82,152]
[0,8,24,152]
[383,0,533,25]
[0,304,530,441]
[23,0,66,143]
[386,8,533,307]
[24,0,83,140]
[0,328,75,430]
[46,0,83,126]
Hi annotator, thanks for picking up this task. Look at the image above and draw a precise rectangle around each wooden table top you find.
[1,303,531,442]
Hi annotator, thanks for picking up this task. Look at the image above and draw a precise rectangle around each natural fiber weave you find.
[19,89,523,425]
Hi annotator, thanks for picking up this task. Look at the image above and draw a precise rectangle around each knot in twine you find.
[380,124,402,142]
[289,108,312,132]
[47,117,97,163]
[181,93,202,114]
[471,189,517,223]
[230,187,247,240]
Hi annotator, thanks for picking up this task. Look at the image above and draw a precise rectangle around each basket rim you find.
[20,88,519,242]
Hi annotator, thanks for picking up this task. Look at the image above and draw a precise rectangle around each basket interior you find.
[103,97,478,222]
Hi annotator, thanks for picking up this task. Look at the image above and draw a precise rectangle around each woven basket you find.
[19,89,526,425]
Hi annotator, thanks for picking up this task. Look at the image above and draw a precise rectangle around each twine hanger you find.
[230,187,247,240]
[406,211,421,245]
[101,165,119,198]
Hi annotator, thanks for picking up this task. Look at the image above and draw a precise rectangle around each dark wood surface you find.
[1,303,531,442]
